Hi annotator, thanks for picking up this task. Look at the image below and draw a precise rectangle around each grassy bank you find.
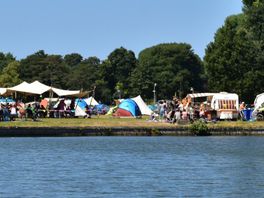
[0,115,263,129]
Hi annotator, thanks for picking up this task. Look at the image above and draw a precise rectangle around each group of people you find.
[0,102,43,122]
[153,96,213,123]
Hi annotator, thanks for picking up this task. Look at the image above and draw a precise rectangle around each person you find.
[239,102,246,120]
[2,104,10,121]
[26,104,34,120]
[0,104,3,121]
[10,104,17,121]
[240,102,246,111]
[158,100,166,121]
[84,104,91,118]
[57,99,66,118]
[199,103,205,119]
[182,109,188,120]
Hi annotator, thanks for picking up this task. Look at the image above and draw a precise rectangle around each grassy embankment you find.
[0,115,264,129]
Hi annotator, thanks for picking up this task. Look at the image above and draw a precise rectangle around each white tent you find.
[132,95,153,115]
[0,88,7,95]
[84,96,99,106]
[51,87,81,97]
[6,81,85,97]
[7,81,37,94]
[252,93,264,118]
[30,80,51,94]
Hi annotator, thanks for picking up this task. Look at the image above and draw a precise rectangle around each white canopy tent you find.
[51,87,81,97]
[30,80,51,94]
[5,80,85,97]
[0,88,7,95]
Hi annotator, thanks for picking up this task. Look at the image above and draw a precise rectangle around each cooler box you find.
[242,109,253,121]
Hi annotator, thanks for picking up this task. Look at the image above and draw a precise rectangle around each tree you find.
[0,52,16,72]
[130,43,204,100]
[64,53,83,67]
[106,47,137,98]
[0,61,21,87]
[205,7,264,103]
[19,50,70,88]
[66,56,100,91]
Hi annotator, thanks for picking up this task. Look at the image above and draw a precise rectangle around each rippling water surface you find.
[0,136,264,197]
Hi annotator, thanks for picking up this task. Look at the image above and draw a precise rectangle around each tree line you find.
[0,0,263,104]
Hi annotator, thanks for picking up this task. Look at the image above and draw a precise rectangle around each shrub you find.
[189,120,210,136]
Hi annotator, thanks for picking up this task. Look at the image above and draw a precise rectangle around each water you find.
[0,137,264,197]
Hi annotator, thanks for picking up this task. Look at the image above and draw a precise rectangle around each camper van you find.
[186,92,239,120]
[210,92,239,120]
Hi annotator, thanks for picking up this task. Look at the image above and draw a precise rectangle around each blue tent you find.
[0,98,15,104]
[92,104,110,115]
[117,99,141,117]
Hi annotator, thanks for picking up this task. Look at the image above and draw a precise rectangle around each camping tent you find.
[114,99,141,117]
[132,95,153,115]
[252,93,264,118]
[52,97,99,117]
[84,97,99,106]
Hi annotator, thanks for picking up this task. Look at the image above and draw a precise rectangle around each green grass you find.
[1,115,264,129]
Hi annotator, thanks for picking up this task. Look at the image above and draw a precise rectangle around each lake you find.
[0,136,264,197]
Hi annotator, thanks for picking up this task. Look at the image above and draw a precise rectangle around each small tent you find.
[132,95,153,115]
[252,93,264,118]
[114,99,141,117]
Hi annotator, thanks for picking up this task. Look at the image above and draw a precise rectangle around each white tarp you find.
[30,80,51,94]
[7,81,36,94]
[0,88,7,95]
[7,81,82,97]
[132,95,153,115]
[252,93,264,118]
[51,87,80,97]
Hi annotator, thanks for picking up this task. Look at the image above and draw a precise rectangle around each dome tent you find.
[114,99,141,117]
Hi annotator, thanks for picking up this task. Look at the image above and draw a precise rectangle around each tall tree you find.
[131,43,204,100]
[64,53,83,67]
[106,47,137,98]
[19,50,70,88]
[66,56,100,92]
[0,61,21,87]
[0,52,16,72]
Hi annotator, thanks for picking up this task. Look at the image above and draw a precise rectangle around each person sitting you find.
[182,109,188,120]
[26,104,36,121]
[84,104,91,118]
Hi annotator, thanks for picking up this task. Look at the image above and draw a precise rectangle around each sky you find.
[0,0,243,60]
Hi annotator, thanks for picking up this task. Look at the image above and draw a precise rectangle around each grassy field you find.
[1,115,264,129]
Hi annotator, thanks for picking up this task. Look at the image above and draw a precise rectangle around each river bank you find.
[1,125,264,137]
[1,117,264,136]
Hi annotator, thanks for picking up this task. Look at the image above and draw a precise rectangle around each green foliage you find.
[64,53,83,67]
[131,43,204,100]
[0,61,21,87]
[19,50,70,88]
[189,120,210,136]
[0,52,15,72]
[204,14,262,102]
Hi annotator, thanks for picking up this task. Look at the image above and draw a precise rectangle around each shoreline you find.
[1,126,264,137]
